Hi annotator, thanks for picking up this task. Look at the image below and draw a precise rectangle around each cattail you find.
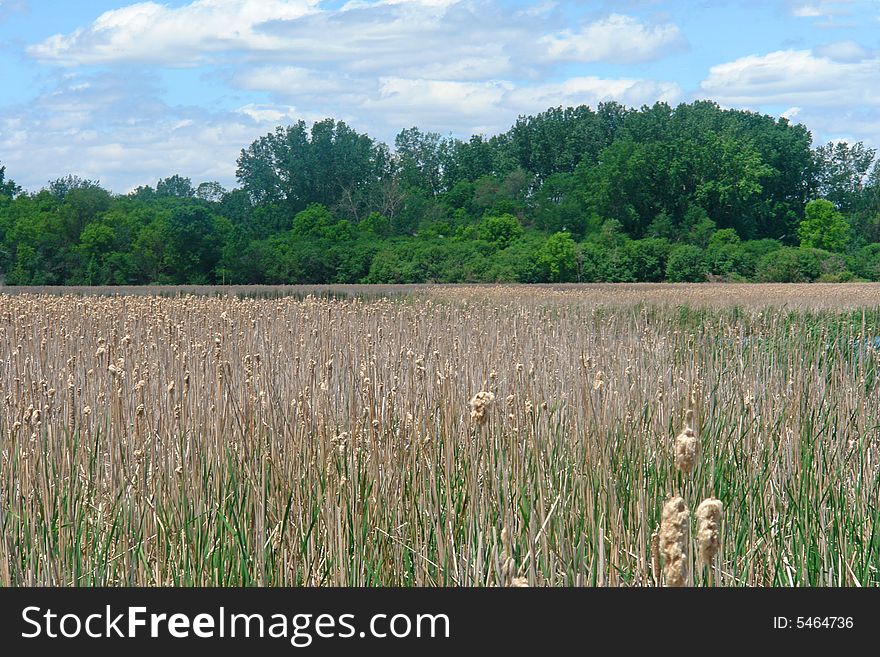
[469,391,495,425]
[650,527,661,585]
[674,409,700,475]
[660,496,690,587]
[499,527,518,586]
[696,497,723,565]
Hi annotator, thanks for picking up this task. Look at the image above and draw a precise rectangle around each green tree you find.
[47,175,103,201]
[476,213,523,248]
[849,243,880,280]
[813,141,875,212]
[195,181,227,203]
[536,232,578,282]
[79,223,117,284]
[394,127,452,196]
[156,174,195,199]
[57,184,112,243]
[163,206,224,283]
[441,135,495,189]
[753,247,845,282]
[291,204,335,237]
[359,212,391,237]
[236,119,391,220]
[706,228,743,276]
[0,163,21,199]
[666,245,707,282]
[495,104,608,184]
[624,238,672,282]
[798,199,850,252]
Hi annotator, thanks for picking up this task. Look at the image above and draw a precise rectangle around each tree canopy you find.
[2,101,879,286]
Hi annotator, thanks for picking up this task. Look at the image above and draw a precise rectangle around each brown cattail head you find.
[674,410,700,475]
[696,497,723,565]
[660,496,690,587]
[499,527,518,586]
[469,391,495,425]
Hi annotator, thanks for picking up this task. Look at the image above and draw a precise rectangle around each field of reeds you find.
[1,284,878,586]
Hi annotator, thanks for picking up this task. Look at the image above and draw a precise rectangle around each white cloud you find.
[792,4,823,16]
[699,49,880,107]
[540,13,686,63]
[28,0,319,66]
[507,77,682,114]
[786,0,872,27]
[237,104,300,124]
[0,71,298,192]
[777,106,880,148]
[699,47,880,150]
[813,40,872,62]
[362,78,513,133]
[29,0,684,73]
[234,66,359,97]
[361,75,681,136]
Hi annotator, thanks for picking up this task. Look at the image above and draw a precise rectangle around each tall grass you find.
[0,286,878,586]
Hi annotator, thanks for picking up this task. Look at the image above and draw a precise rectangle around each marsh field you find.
[1,283,879,587]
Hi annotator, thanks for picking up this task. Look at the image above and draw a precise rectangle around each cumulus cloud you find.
[699,49,880,107]
[539,13,686,63]
[29,0,684,73]
[363,78,512,133]
[28,0,320,66]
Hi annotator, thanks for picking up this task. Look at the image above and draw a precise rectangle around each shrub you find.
[536,232,579,282]
[849,243,880,281]
[666,245,707,282]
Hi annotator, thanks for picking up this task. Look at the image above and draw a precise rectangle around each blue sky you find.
[1,0,879,192]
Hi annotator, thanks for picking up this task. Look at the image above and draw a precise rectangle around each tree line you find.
[1,100,879,286]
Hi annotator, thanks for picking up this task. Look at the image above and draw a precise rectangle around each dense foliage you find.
[2,101,879,285]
